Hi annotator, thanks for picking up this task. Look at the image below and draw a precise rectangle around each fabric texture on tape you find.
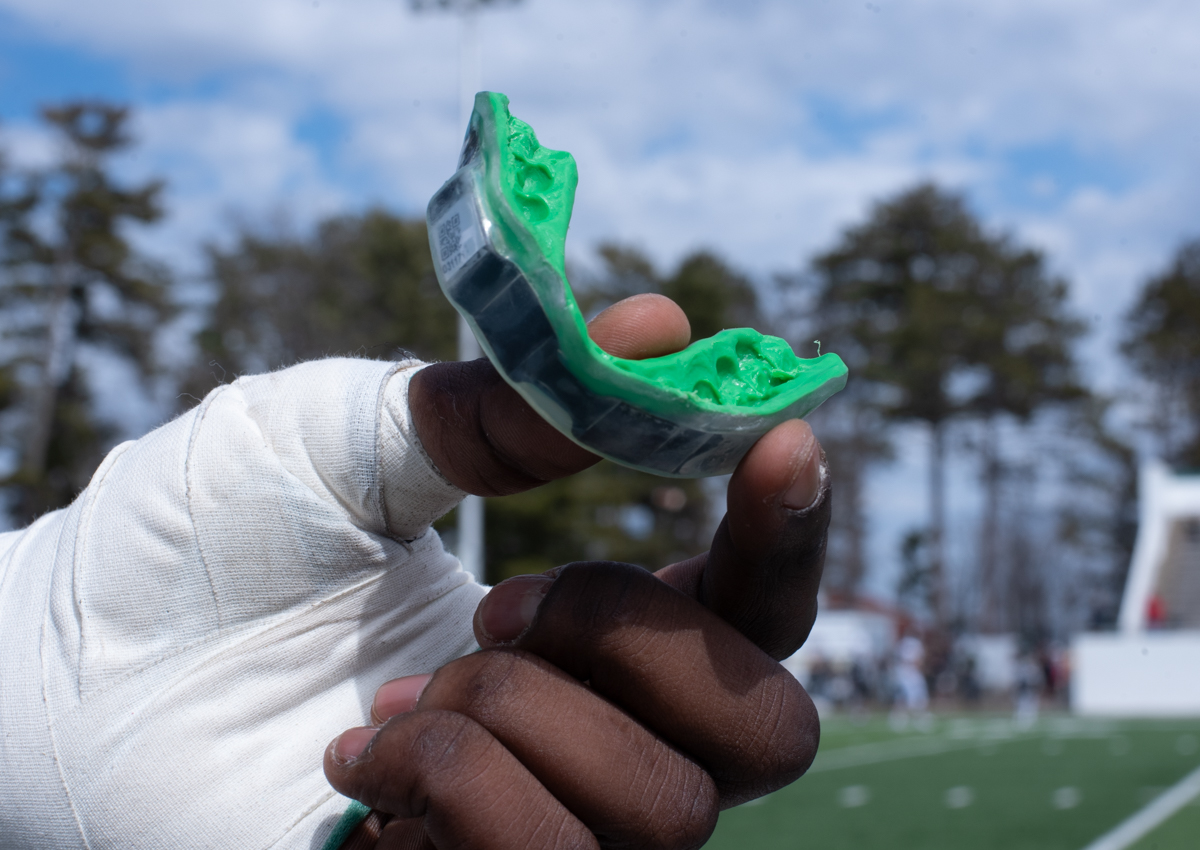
[0,358,487,849]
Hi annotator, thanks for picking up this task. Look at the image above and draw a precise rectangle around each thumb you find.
[656,420,830,660]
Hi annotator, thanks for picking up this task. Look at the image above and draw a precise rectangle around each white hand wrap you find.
[0,358,486,849]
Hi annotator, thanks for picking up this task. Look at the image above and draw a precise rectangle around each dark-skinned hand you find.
[323,294,831,850]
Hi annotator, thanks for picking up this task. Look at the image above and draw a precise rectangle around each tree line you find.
[1,102,1195,640]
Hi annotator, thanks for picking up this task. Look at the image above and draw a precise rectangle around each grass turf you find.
[708,714,1200,850]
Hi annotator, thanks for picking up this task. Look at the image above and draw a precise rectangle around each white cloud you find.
[2,122,56,170]
[4,0,1196,287]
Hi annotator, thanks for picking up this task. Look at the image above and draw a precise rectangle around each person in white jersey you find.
[0,294,832,850]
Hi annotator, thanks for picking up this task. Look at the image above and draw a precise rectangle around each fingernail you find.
[782,431,821,510]
[476,574,554,643]
[331,727,378,765]
[373,674,433,722]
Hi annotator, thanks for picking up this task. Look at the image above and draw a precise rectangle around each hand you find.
[325,295,830,849]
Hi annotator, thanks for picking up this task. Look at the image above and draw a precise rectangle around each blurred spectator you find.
[891,633,930,725]
[1014,653,1044,728]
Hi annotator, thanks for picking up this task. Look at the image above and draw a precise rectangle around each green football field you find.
[708,714,1200,850]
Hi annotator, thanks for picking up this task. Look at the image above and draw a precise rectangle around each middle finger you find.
[412,648,719,850]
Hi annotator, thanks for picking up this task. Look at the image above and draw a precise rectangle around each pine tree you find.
[1123,238,1200,468]
[808,184,1086,627]
[0,103,172,523]
[188,209,457,395]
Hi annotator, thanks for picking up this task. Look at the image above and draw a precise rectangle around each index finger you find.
[409,293,690,497]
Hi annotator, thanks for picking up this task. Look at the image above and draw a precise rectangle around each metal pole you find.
[456,3,486,583]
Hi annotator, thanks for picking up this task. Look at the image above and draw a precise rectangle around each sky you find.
[2,0,1198,602]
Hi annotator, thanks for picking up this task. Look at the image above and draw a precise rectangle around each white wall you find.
[958,633,1018,692]
[1073,631,1200,716]
[781,610,894,685]
[1119,461,1200,633]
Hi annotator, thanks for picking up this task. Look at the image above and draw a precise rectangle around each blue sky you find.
[2,0,1198,603]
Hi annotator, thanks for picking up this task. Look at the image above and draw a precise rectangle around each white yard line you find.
[808,735,999,773]
[809,719,1127,774]
[1079,763,1200,850]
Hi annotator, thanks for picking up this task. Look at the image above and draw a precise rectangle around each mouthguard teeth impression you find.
[427,92,847,477]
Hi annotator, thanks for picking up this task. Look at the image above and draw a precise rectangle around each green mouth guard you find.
[426,92,847,477]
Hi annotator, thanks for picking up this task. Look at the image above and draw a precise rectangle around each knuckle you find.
[423,649,567,736]
[555,561,663,639]
[424,649,525,715]
[722,670,819,794]
[527,809,599,850]
[597,746,717,850]
[407,710,483,780]
[366,709,491,815]
[638,757,719,850]
[769,674,821,779]
[524,562,693,682]
[679,776,722,850]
